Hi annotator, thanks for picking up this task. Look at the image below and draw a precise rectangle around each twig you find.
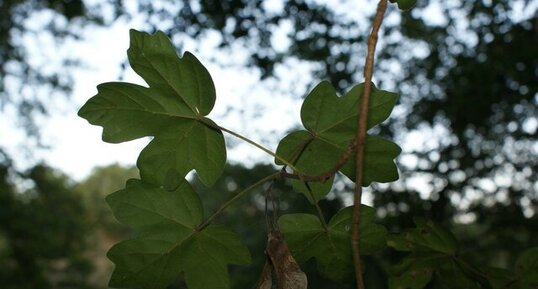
[283,137,358,182]
[197,172,281,231]
[304,182,330,231]
[352,1,388,289]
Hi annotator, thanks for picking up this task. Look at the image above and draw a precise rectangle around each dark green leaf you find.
[78,30,225,186]
[275,81,400,202]
[515,247,538,285]
[483,267,516,289]
[442,259,484,289]
[387,219,457,254]
[279,205,387,281]
[106,179,250,289]
[388,253,443,289]
[340,136,402,184]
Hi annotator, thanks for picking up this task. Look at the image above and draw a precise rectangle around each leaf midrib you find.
[82,107,198,122]
[139,50,199,116]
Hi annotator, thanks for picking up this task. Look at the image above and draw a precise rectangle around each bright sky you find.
[0,9,312,180]
[0,0,385,181]
[0,0,457,184]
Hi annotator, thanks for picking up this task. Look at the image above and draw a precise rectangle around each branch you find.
[352,1,388,289]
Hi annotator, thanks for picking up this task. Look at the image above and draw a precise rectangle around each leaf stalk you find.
[197,172,282,230]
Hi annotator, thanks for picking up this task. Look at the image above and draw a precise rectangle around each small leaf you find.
[279,206,387,281]
[78,30,225,186]
[106,179,250,289]
[275,81,400,202]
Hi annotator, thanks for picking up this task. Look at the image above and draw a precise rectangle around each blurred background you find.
[0,0,536,288]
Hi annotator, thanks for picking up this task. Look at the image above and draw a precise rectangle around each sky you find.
[0,0,458,196]
[0,6,310,181]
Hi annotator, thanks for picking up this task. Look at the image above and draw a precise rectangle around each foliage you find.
[106,180,250,289]
[0,154,95,289]
[2,3,535,278]
[75,164,138,234]
[78,28,403,288]
[0,0,533,288]
[279,206,387,281]
[275,81,400,202]
[78,20,536,288]
[387,220,538,289]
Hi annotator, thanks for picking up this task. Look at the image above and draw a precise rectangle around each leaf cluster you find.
[387,219,538,289]
[78,29,402,288]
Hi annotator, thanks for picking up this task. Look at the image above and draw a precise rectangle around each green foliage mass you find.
[77,29,402,288]
[77,26,536,289]
[0,160,94,288]
[387,219,538,289]
[279,206,387,281]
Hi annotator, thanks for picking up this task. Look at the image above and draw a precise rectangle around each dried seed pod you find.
[266,230,307,289]
[254,260,273,289]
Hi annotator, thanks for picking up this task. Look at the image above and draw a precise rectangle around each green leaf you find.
[279,205,387,281]
[388,253,444,289]
[389,0,417,10]
[275,81,400,202]
[340,136,402,184]
[515,247,538,285]
[387,219,458,254]
[387,221,466,289]
[441,259,483,289]
[78,29,225,186]
[106,179,250,289]
[483,267,517,289]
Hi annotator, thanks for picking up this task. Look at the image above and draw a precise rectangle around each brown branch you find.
[352,1,388,289]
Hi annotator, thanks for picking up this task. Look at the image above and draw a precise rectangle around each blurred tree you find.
[74,163,138,289]
[75,163,138,234]
[0,0,125,135]
[0,150,94,289]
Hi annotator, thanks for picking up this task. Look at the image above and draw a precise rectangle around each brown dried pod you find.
[254,260,273,289]
[267,230,308,289]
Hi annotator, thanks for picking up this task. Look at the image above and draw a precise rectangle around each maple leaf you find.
[279,205,387,281]
[276,81,401,202]
[106,179,251,289]
[78,29,225,187]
